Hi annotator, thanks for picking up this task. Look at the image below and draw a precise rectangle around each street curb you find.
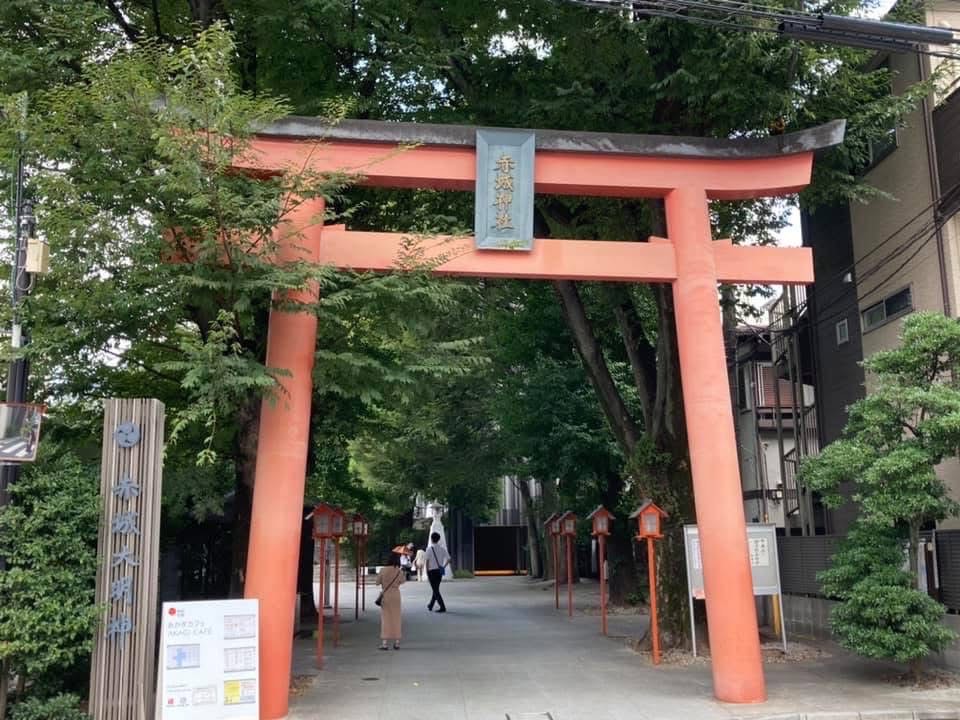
[736,712,960,720]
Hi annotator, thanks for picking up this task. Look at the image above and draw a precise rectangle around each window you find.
[835,318,849,346]
[866,125,898,170]
[861,59,898,173]
[862,287,913,331]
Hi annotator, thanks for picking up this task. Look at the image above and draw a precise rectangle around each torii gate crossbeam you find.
[238,118,844,720]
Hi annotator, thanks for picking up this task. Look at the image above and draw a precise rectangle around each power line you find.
[809,226,937,332]
[805,195,937,291]
[801,214,935,323]
[770,173,960,328]
[561,0,960,60]
[560,0,960,331]
[774,205,935,327]
[810,218,943,329]
[762,219,939,377]
[757,197,946,350]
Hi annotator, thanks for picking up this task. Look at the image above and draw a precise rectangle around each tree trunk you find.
[557,536,580,584]
[553,280,640,456]
[516,478,543,578]
[600,467,641,603]
[640,284,697,646]
[908,520,921,590]
[0,659,9,720]
[229,395,261,597]
[541,481,559,581]
[543,533,555,581]
[607,523,639,604]
[550,212,697,643]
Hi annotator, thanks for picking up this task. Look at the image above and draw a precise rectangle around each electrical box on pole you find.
[25,238,50,275]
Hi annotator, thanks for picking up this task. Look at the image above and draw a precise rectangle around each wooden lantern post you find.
[330,507,345,647]
[352,514,366,620]
[560,512,578,618]
[544,513,561,610]
[631,500,669,665]
[551,515,562,610]
[588,506,615,636]
[361,520,370,611]
[310,503,338,668]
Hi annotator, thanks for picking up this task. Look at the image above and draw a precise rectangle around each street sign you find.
[157,599,260,719]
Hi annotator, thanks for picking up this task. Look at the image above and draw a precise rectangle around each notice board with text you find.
[157,599,260,720]
[683,523,782,599]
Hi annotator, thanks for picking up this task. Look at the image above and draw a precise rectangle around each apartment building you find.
[734,323,823,534]
[801,0,960,534]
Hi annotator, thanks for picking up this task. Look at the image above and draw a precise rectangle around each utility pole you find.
[0,141,31,517]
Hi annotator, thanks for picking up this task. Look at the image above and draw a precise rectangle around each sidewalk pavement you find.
[287,576,960,720]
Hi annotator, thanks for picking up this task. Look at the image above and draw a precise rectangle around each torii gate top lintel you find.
[258,116,845,163]
[247,116,845,201]
[242,117,845,286]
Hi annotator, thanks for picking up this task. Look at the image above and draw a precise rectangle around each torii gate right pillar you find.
[667,185,765,703]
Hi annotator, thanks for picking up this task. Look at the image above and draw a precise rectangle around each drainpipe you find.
[772,334,790,525]
[918,51,951,316]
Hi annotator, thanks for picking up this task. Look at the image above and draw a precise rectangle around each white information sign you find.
[683,523,782,597]
[682,524,786,655]
[157,599,259,720]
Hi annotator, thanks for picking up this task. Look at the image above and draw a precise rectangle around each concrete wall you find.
[783,594,960,671]
[933,614,960,670]
[782,594,838,641]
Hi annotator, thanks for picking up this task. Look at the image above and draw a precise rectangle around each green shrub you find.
[819,526,955,665]
[452,569,474,579]
[0,452,100,701]
[10,694,88,720]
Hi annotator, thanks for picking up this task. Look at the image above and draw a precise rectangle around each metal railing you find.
[777,534,840,595]
[769,285,807,364]
[780,405,819,517]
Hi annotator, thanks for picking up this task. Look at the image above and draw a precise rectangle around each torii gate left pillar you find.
[238,118,845,719]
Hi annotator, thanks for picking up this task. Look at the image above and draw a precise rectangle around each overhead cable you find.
[561,0,960,60]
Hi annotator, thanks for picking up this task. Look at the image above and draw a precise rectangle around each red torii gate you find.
[237,118,844,719]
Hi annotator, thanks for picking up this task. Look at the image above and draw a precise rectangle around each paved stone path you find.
[287,577,960,720]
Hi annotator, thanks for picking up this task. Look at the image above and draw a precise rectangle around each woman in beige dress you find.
[377,552,405,650]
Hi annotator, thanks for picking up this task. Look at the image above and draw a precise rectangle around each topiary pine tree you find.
[802,312,960,676]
